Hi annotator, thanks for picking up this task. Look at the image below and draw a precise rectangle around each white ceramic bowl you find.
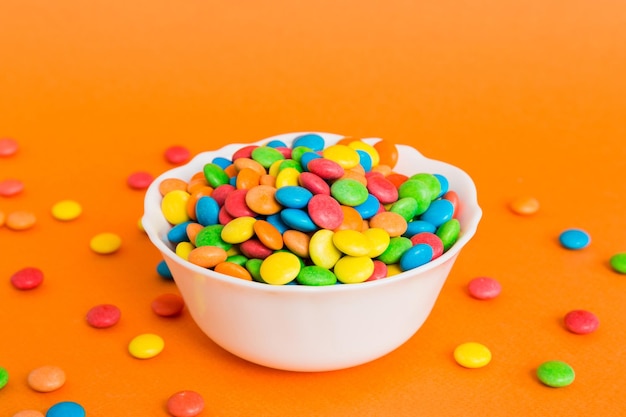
[142,132,482,372]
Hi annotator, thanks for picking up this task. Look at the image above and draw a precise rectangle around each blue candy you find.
[211,156,232,170]
[46,401,85,417]
[420,199,454,227]
[559,228,591,250]
[293,133,325,151]
[354,194,381,219]
[167,221,192,244]
[399,243,434,271]
[157,260,173,280]
[404,220,437,237]
[195,196,220,225]
[275,186,313,209]
[356,149,372,172]
[433,174,449,198]
[280,208,318,232]
[300,151,322,170]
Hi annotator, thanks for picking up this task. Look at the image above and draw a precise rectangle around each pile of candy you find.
[157,134,462,285]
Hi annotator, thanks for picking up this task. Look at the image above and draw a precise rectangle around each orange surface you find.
[2,1,626,415]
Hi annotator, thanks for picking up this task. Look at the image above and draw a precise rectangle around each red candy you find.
[10,267,44,290]
[167,390,205,417]
[467,276,501,300]
[165,146,191,164]
[239,238,273,259]
[127,171,154,190]
[86,304,122,328]
[152,293,185,317]
[366,174,398,204]
[366,260,388,281]
[0,138,19,157]
[564,309,599,334]
[307,194,344,229]
[223,189,256,217]
[298,172,330,195]
[0,179,25,197]
[307,158,345,180]
[410,232,444,259]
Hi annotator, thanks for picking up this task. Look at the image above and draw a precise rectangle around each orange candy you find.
[509,196,540,215]
[369,211,407,237]
[186,222,204,245]
[233,157,266,176]
[187,245,228,268]
[158,178,188,196]
[245,185,281,215]
[282,229,310,258]
[186,186,214,220]
[235,167,262,190]
[27,365,66,393]
[253,219,284,250]
[214,261,252,280]
[373,139,398,168]
[6,211,37,230]
[334,205,363,231]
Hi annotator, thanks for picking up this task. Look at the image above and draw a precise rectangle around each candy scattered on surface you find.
[90,232,122,254]
[453,342,491,368]
[12,410,45,417]
[127,171,154,190]
[10,267,44,290]
[86,304,122,328]
[6,210,36,230]
[151,293,185,317]
[0,179,25,197]
[609,253,626,274]
[0,138,19,157]
[27,365,66,392]
[0,366,8,390]
[165,145,191,164]
[128,333,165,359]
[509,196,540,215]
[51,199,82,221]
[166,390,205,417]
[467,276,502,300]
[536,360,575,387]
[563,309,599,334]
[559,228,590,250]
[45,401,85,417]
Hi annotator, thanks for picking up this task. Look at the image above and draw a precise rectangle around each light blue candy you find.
[266,139,288,148]
[196,196,220,226]
[157,260,173,280]
[46,401,85,417]
[420,199,454,227]
[167,221,192,244]
[280,208,318,232]
[275,186,313,209]
[211,156,232,170]
[293,133,325,151]
[300,151,322,170]
[433,173,449,198]
[399,243,434,271]
[559,228,591,250]
[404,220,437,237]
[354,194,381,219]
[266,213,290,234]
[356,149,372,172]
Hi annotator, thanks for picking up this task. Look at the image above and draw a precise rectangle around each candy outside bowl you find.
[142,132,482,372]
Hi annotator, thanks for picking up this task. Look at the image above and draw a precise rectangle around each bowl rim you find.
[142,131,482,294]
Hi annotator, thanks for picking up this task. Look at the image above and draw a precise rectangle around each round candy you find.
[90,232,122,254]
[260,252,301,285]
[45,401,85,417]
[0,179,25,197]
[127,171,154,190]
[11,267,44,290]
[51,200,82,221]
[467,276,502,300]
[128,333,165,359]
[165,145,191,164]
[609,253,626,274]
[399,243,433,271]
[86,304,121,328]
[0,138,19,156]
[27,365,66,392]
[563,309,599,334]
[12,410,45,417]
[453,342,492,368]
[536,360,575,387]
[509,196,540,215]
[296,265,337,286]
[152,293,185,317]
[0,366,8,390]
[6,211,36,230]
[167,390,205,417]
[559,228,590,250]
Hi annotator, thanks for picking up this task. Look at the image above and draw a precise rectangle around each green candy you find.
[203,163,231,188]
[0,366,8,390]
[227,254,248,266]
[245,258,264,282]
[195,224,232,251]
[251,146,285,168]
[409,173,442,201]
[536,360,575,388]
[436,219,460,252]
[289,146,314,163]
[278,159,303,173]
[610,253,626,274]
[398,179,431,215]
[297,265,337,286]
[330,178,368,206]
[377,236,412,265]
[389,197,418,222]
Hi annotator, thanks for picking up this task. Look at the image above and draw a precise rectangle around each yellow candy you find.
[362,227,391,258]
[260,252,301,285]
[128,333,165,359]
[274,167,300,188]
[348,140,380,167]
[334,256,374,283]
[90,232,122,254]
[322,144,360,169]
[332,229,373,257]
[175,241,194,260]
[221,216,256,244]
[51,199,82,221]
[453,342,492,368]
[161,189,191,225]
[268,159,283,177]
[386,263,403,276]
[309,229,342,269]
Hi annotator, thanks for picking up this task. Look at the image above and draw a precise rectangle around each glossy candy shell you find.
[142,132,482,372]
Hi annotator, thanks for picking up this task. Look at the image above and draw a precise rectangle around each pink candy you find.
[10,267,44,290]
[467,276,502,300]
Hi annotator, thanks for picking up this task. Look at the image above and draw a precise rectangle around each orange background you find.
[2,0,626,415]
